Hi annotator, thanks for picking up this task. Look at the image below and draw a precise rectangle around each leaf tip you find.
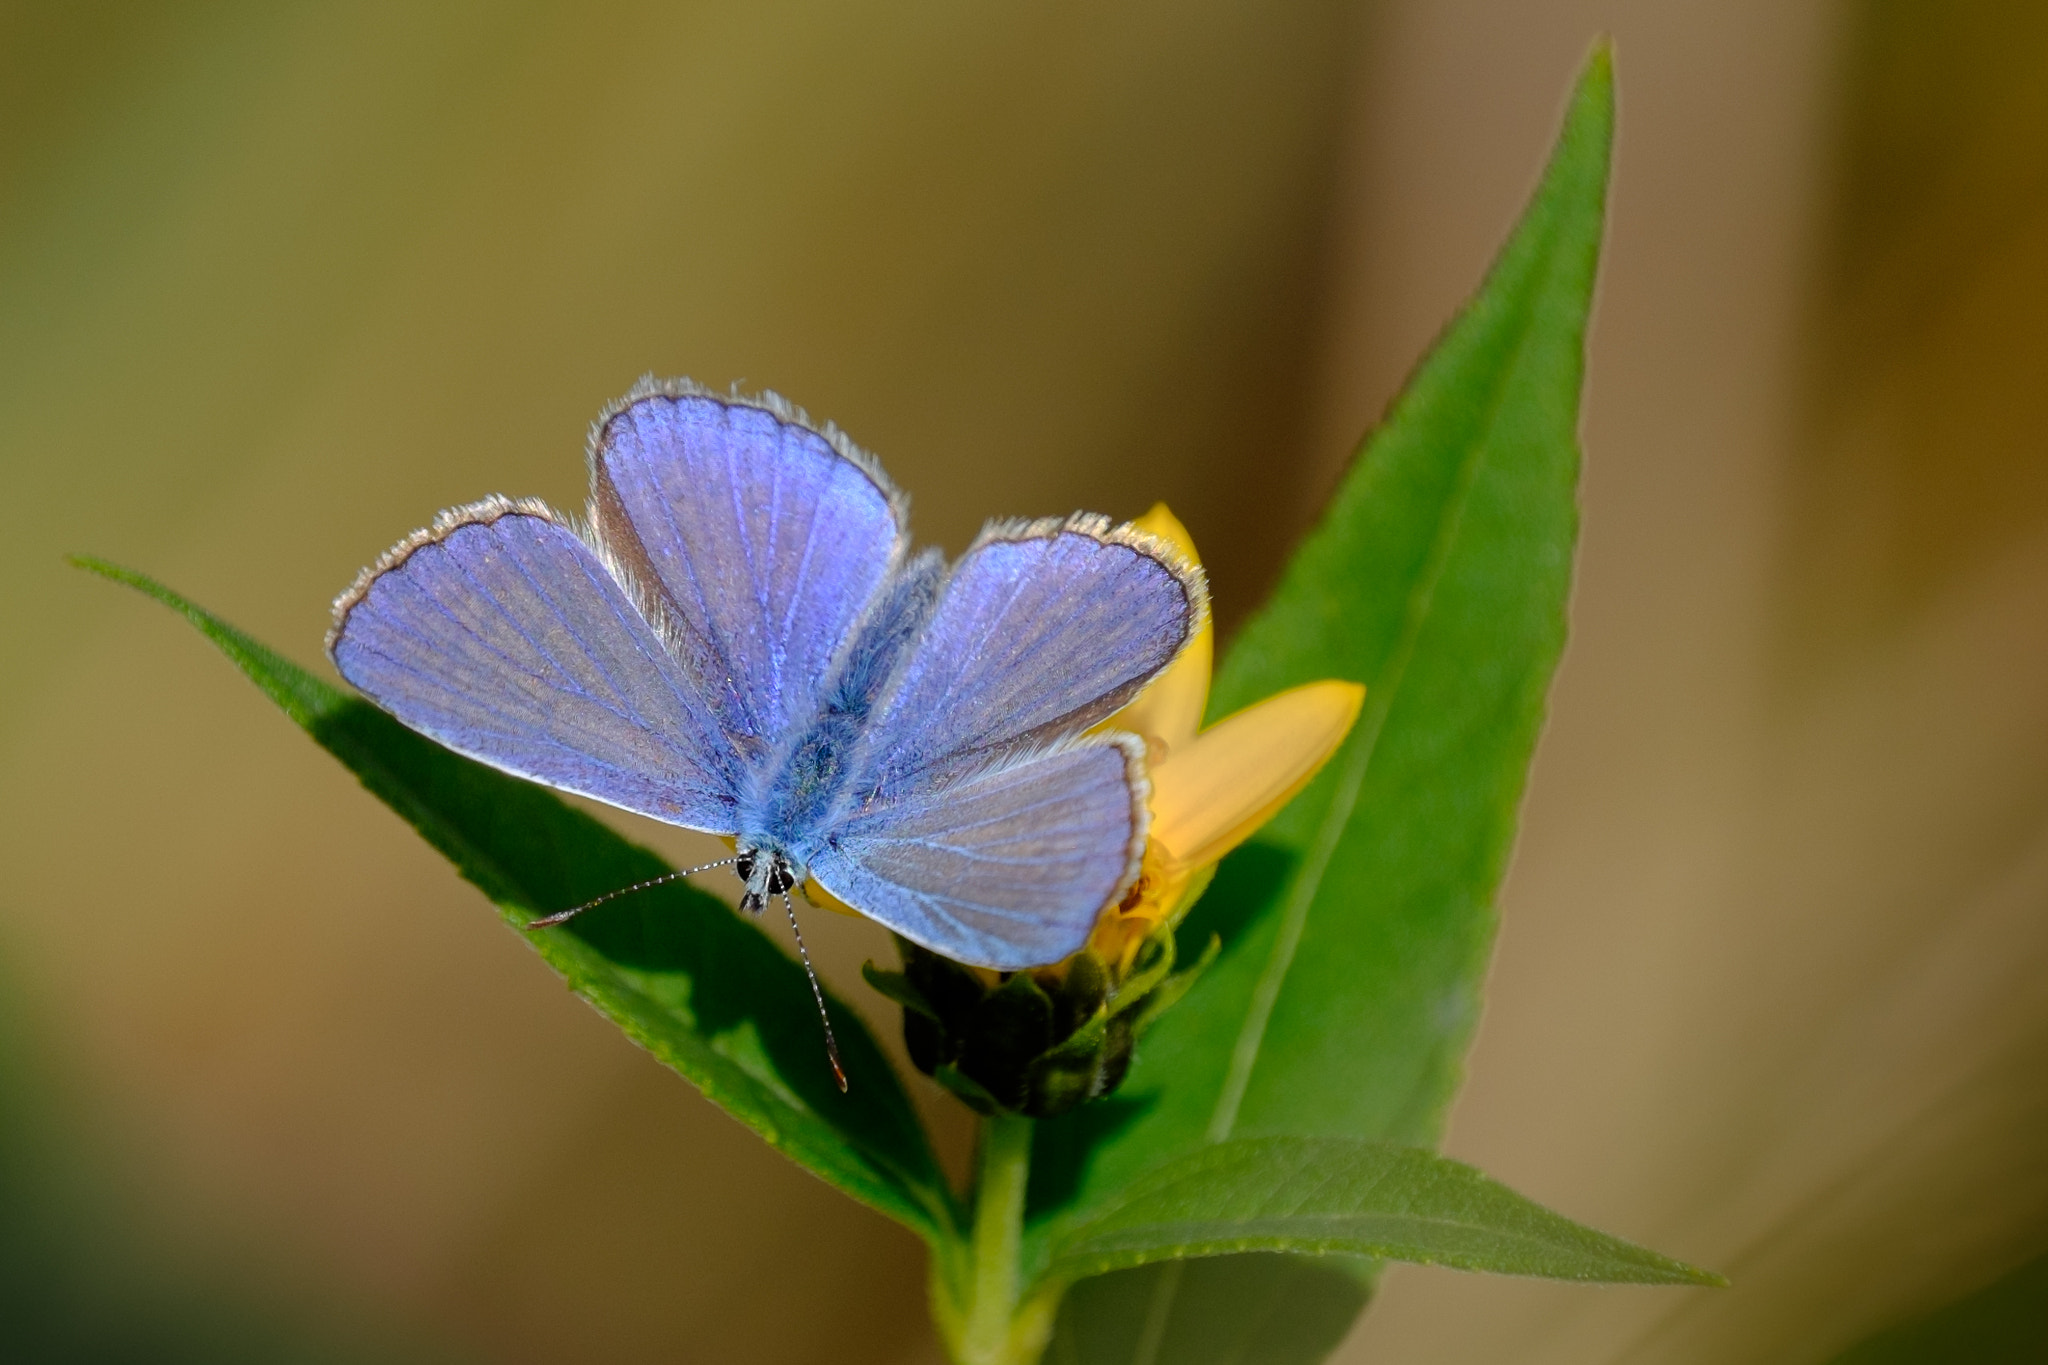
[1631,1251,1727,1288]
[1586,33,1615,76]
[66,553,185,613]
[69,553,169,603]
[1570,38,1617,138]
[67,551,119,578]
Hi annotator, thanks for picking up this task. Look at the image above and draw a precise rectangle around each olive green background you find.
[3,2,2045,1362]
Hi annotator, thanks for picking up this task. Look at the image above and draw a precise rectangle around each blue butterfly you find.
[328,380,1204,1068]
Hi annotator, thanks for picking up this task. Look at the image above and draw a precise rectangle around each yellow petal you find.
[1129,501,1200,562]
[1149,679,1364,873]
[1109,504,1211,753]
[803,877,863,918]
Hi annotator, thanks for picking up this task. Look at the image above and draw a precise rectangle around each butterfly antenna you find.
[526,856,737,929]
[783,888,848,1092]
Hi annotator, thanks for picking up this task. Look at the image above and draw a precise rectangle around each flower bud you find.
[863,917,1216,1118]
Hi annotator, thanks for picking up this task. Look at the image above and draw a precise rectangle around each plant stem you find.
[949,1112,1053,1365]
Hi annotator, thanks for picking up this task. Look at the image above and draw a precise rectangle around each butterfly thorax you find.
[736,705,866,881]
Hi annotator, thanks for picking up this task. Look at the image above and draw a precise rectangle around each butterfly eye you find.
[767,862,795,895]
[735,852,757,881]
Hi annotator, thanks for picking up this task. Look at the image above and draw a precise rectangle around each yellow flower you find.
[1083,504,1364,974]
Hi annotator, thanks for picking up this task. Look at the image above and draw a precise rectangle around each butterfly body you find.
[329,380,1204,971]
[729,548,943,893]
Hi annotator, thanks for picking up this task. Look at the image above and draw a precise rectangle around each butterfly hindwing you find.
[810,735,1148,970]
[328,500,741,830]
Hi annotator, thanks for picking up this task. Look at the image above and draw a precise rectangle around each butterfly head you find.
[735,846,798,915]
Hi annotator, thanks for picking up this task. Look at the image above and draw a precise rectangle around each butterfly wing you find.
[328,498,742,830]
[588,384,906,758]
[809,735,1147,970]
[807,516,1201,968]
[860,514,1205,790]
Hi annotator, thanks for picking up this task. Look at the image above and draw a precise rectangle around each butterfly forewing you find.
[857,518,1203,791]
[590,387,906,752]
[329,503,741,830]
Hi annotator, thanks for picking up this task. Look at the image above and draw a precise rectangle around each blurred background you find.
[2,1,2045,1361]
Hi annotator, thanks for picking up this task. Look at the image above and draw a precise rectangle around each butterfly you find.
[328,380,1204,1085]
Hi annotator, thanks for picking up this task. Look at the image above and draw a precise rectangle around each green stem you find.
[944,1113,1056,1365]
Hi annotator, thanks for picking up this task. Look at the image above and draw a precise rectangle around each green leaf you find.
[1046,1137,1722,1286]
[1046,1258,1368,1365]
[1036,44,1620,1356]
[1821,1248,2048,1365]
[72,555,956,1244]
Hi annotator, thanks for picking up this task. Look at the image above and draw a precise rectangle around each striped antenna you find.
[526,856,737,929]
[783,888,848,1092]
